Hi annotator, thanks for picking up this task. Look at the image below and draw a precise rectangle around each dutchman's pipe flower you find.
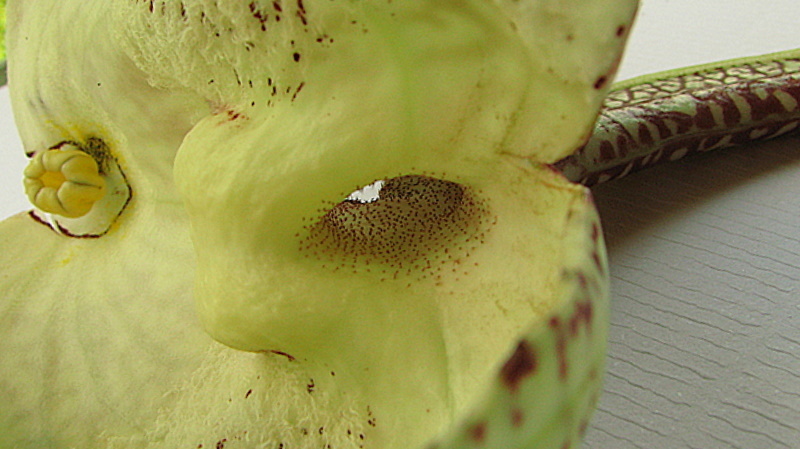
[0,1,638,448]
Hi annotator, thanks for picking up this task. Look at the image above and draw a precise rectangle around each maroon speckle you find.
[569,301,594,336]
[468,422,487,443]
[550,317,569,381]
[249,2,269,31]
[267,350,296,361]
[293,52,301,62]
[500,340,537,392]
[592,251,604,274]
[296,0,308,25]
[594,75,608,90]
[28,210,52,228]
[273,1,283,12]
[616,25,626,37]
[511,408,525,427]
[579,418,590,437]
[55,221,103,239]
[292,82,306,101]
[216,439,227,449]
[577,272,588,290]
[245,389,253,399]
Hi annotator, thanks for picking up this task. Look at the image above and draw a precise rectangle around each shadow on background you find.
[591,135,800,252]
[583,135,800,448]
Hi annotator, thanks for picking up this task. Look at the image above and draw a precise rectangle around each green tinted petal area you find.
[494,0,639,161]
[116,0,638,163]
[432,189,609,449]
[175,120,601,448]
[168,2,633,448]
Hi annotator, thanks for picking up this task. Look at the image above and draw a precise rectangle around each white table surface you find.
[2,1,799,448]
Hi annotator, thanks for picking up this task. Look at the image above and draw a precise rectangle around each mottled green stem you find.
[556,49,800,186]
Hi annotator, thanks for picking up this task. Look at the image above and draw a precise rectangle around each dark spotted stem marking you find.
[556,49,800,186]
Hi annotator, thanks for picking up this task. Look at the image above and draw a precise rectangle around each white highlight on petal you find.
[346,179,385,204]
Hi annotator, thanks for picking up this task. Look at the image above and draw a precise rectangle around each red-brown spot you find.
[511,408,525,428]
[569,300,594,336]
[550,317,569,381]
[592,251,604,275]
[28,210,52,229]
[500,340,537,392]
[577,272,588,290]
[56,221,103,239]
[468,422,487,443]
[291,82,305,101]
[267,350,296,361]
[579,418,590,437]
[594,76,608,90]
[616,25,626,37]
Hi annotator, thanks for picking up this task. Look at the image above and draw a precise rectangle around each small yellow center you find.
[23,148,107,219]
[40,170,68,190]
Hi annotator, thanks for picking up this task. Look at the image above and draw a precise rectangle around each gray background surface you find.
[586,137,800,448]
[2,1,799,448]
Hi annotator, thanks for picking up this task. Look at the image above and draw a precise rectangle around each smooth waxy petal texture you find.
[2,0,636,448]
